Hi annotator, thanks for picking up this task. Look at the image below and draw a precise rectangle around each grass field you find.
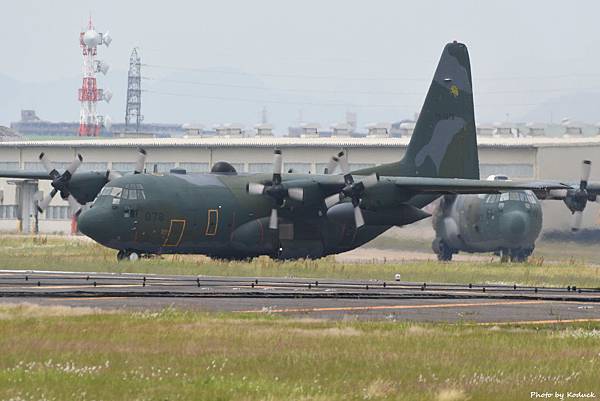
[1,236,600,400]
[0,235,599,288]
[0,304,599,401]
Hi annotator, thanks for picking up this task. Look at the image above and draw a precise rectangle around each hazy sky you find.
[3,0,600,128]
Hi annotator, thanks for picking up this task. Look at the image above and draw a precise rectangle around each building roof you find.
[1,136,600,149]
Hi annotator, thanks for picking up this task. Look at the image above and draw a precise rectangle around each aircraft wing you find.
[312,174,569,199]
[0,170,52,180]
[389,177,569,195]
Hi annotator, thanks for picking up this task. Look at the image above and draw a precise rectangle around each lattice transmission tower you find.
[125,48,143,132]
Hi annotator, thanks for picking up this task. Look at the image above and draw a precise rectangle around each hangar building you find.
[0,136,599,234]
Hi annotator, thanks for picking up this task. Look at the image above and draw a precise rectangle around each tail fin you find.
[361,41,479,179]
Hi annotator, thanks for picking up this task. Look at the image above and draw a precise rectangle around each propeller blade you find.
[37,189,57,212]
[106,170,122,181]
[338,152,350,175]
[273,149,283,176]
[353,205,365,228]
[325,151,345,174]
[39,152,59,178]
[66,154,83,176]
[325,158,338,175]
[572,211,583,232]
[325,193,342,209]
[268,208,278,230]
[67,194,83,216]
[134,148,147,174]
[580,160,591,191]
[361,173,379,189]
[287,187,304,202]
[247,182,266,195]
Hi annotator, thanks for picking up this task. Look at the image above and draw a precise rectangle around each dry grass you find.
[436,388,468,401]
[0,303,108,320]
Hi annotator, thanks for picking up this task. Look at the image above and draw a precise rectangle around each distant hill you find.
[517,91,600,124]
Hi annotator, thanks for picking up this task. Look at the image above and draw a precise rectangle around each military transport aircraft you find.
[432,163,600,262]
[0,42,591,261]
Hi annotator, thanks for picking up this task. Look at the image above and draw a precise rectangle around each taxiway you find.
[1,270,599,323]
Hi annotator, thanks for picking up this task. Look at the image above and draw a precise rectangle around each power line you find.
[141,89,413,109]
[142,62,600,83]
[141,76,422,96]
[142,89,546,109]
[142,63,429,82]
[142,75,600,96]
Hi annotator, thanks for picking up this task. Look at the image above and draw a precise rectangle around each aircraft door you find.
[164,219,186,247]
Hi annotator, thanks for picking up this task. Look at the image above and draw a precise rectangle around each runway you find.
[1,270,600,323]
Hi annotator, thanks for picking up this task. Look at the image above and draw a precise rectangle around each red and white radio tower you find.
[78,17,112,136]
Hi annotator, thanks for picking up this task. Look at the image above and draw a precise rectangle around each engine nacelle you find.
[327,203,430,226]
[230,218,277,254]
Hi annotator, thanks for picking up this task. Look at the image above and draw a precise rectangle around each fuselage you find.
[77,171,404,259]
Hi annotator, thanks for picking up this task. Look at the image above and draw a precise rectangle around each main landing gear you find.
[117,250,140,262]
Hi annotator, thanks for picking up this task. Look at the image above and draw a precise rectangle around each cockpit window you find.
[98,184,145,200]
[485,194,500,203]
[526,191,538,204]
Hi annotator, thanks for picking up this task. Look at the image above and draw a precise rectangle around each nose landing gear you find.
[497,247,534,263]
[432,238,455,261]
[117,250,140,262]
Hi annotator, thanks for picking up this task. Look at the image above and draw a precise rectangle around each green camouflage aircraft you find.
[0,42,589,261]
[432,163,600,262]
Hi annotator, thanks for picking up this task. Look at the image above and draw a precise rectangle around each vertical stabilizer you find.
[356,41,479,179]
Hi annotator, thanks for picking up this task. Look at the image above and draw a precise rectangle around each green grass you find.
[1,236,600,400]
[1,235,600,288]
[0,306,599,401]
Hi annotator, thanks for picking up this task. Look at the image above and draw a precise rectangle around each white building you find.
[1,136,600,233]
[366,123,391,137]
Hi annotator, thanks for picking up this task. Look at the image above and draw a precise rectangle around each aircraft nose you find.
[501,211,528,240]
[77,207,112,244]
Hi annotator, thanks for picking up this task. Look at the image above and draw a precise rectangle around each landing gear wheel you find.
[437,241,454,261]
[117,250,140,262]
[499,249,510,263]
[510,248,533,263]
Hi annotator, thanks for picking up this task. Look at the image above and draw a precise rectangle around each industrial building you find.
[1,135,599,234]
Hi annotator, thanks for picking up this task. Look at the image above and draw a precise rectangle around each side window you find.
[205,209,219,236]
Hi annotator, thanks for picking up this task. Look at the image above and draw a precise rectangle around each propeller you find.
[134,148,147,174]
[35,148,147,214]
[324,151,345,174]
[246,149,304,230]
[323,152,379,228]
[568,160,592,232]
[36,153,85,214]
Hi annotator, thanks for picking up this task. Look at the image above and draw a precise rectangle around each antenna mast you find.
[78,17,112,136]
